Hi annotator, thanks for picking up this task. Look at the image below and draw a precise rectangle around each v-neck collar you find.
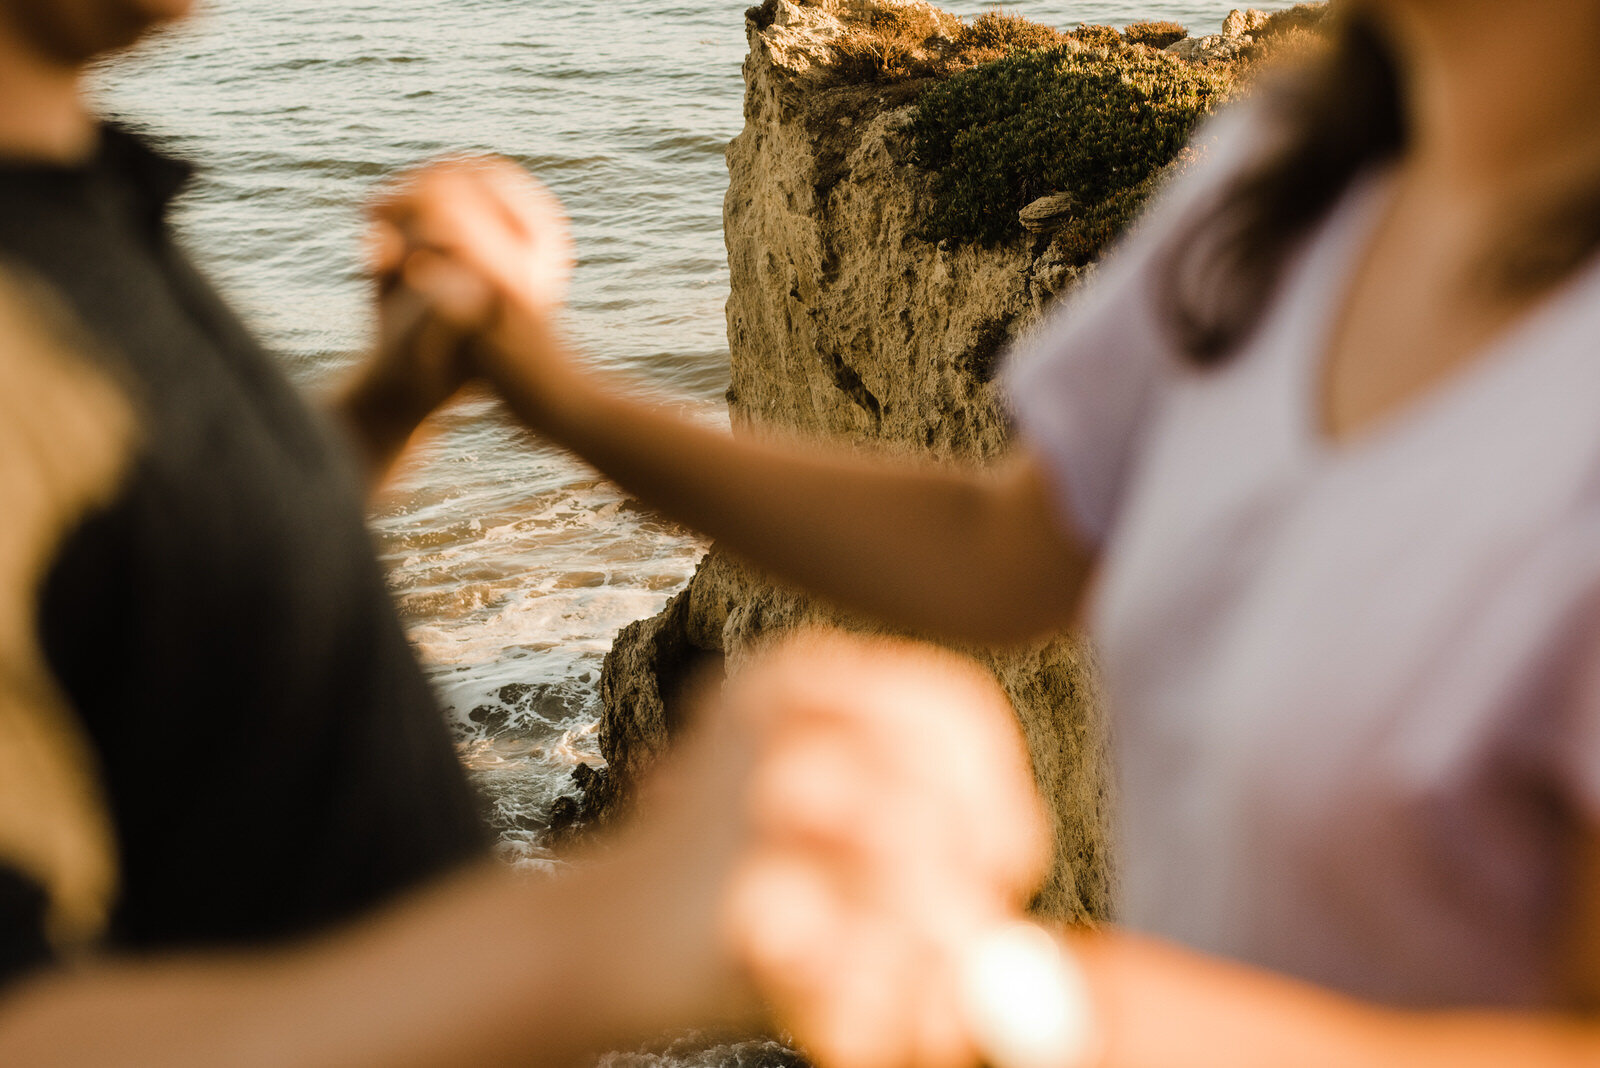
[1259,166,1600,468]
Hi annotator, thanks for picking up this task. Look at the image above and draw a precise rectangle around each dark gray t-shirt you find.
[0,127,488,985]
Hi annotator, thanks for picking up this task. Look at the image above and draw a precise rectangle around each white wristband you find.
[958,921,1099,1068]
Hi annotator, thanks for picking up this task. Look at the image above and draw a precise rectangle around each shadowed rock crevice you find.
[823,350,883,424]
[960,316,1014,384]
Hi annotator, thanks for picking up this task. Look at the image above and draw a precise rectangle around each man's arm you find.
[0,634,1055,1068]
[0,694,768,1068]
[330,286,474,492]
[0,864,700,1068]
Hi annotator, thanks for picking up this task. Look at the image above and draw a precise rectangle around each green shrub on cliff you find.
[1123,20,1189,49]
[1069,23,1123,48]
[950,10,1069,64]
[908,45,1231,250]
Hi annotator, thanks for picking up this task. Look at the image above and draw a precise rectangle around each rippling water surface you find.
[94,0,1304,861]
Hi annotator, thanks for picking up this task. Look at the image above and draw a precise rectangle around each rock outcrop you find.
[588,0,1111,922]
[1165,5,1323,63]
[585,0,1317,920]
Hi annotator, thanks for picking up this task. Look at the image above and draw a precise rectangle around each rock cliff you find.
[590,0,1107,922]
[587,1,1315,922]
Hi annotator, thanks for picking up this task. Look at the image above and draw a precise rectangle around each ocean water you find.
[93,0,1305,864]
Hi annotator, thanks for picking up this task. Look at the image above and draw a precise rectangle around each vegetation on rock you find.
[802,1,1328,258]
[1251,2,1326,38]
[1237,2,1330,67]
[908,44,1232,251]
[825,6,1215,84]
[953,10,1071,63]
[896,3,1328,257]
[829,1,962,82]
[1070,23,1123,49]
[1123,20,1189,49]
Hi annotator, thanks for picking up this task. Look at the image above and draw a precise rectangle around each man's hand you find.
[561,630,1050,1067]
[369,155,572,324]
[718,632,1052,1068]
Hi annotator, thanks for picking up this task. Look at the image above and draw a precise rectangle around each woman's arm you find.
[1067,930,1598,1068]
[371,162,1093,644]
[489,308,1088,644]
[1058,827,1600,1067]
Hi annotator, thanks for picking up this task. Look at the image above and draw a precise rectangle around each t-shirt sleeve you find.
[1556,588,1600,820]
[1539,518,1600,821]
[0,864,54,991]
[1002,102,1276,545]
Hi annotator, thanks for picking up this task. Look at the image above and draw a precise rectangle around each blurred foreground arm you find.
[1062,914,1600,1067]
[0,861,744,1068]
[0,633,1050,1068]
[371,160,1092,645]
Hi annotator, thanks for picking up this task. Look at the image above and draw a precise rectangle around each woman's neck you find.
[0,28,94,164]
[1379,0,1600,202]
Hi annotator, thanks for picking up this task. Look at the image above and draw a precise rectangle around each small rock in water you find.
[1165,32,1247,63]
[1222,8,1270,38]
[1019,193,1076,234]
[572,762,600,791]
[546,796,581,835]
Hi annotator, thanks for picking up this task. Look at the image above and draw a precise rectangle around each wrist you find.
[343,360,438,434]
[481,300,601,448]
[332,370,432,483]
[539,850,764,1048]
[960,921,1103,1068]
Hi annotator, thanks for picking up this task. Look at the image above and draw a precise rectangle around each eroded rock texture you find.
[596,0,1112,921]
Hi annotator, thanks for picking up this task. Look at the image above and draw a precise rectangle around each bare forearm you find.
[492,314,1087,644]
[331,367,434,492]
[0,865,705,1068]
[1075,931,1600,1067]
[335,288,478,495]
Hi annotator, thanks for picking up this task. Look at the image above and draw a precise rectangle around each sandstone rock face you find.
[597,0,1114,922]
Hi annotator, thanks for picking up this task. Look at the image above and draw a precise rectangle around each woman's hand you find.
[333,157,576,486]
[367,156,580,432]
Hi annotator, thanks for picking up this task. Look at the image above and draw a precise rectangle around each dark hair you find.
[1172,12,1600,367]
[1168,14,1408,365]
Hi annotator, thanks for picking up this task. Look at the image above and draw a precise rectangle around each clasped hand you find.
[606,631,1054,1068]
[356,156,579,436]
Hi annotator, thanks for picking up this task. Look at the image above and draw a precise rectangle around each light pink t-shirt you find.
[1007,105,1600,1008]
